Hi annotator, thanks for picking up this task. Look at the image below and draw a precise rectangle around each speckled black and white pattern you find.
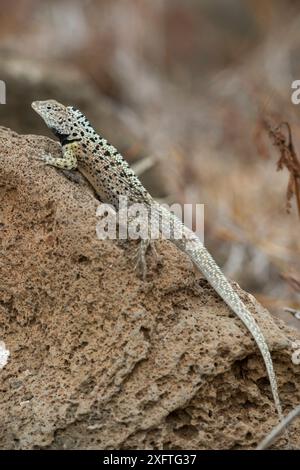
[32,100,152,209]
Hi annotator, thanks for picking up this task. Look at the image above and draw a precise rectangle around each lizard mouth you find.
[31,101,44,116]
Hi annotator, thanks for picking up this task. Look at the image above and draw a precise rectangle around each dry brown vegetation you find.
[264,120,300,216]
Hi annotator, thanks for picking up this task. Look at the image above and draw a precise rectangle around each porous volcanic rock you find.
[0,127,299,449]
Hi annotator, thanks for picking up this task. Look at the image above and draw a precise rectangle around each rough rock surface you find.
[0,127,300,450]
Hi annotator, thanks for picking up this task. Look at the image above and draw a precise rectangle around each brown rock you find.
[0,127,299,449]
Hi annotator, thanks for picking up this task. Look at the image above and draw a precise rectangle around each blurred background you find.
[1,0,300,328]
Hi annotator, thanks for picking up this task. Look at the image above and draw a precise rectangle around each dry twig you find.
[257,404,300,450]
[264,120,300,217]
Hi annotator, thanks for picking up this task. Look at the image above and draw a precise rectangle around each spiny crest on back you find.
[66,106,96,137]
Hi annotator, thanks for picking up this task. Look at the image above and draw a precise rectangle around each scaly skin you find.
[31,99,288,441]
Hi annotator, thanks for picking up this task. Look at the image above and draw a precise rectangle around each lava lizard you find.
[31,99,287,436]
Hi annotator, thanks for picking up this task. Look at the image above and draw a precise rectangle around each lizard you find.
[31,99,287,439]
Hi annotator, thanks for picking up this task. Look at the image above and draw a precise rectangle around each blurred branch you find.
[281,271,300,292]
[283,307,300,319]
[132,155,157,176]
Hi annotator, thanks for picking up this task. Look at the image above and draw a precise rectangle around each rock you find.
[0,127,299,449]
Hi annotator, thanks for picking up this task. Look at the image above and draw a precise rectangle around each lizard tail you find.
[157,204,284,424]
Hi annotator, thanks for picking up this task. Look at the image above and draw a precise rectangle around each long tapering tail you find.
[156,203,284,422]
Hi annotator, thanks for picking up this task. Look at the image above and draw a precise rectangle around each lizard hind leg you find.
[132,238,161,280]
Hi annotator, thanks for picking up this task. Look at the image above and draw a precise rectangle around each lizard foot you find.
[132,239,162,280]
[32,152,52,163]
[31,151,77,170]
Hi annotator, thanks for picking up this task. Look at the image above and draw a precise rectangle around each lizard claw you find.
[132,240,148,280]
[32,153,52,163]
[131,239,162,280]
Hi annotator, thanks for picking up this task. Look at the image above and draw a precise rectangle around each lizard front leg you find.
[35,144,78,170]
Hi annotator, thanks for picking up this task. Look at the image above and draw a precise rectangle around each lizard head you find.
[32,99,96,144]
[32,99,72,139]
